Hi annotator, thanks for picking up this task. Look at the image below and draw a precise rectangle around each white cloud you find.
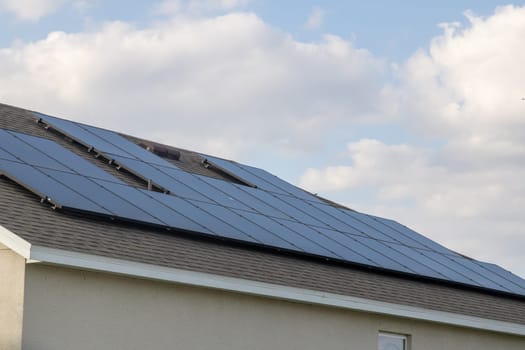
[0,0,65,20]
[304,6,325,30]
[1,2,523,278]
[300,5,525,277]
[0,13,385,159]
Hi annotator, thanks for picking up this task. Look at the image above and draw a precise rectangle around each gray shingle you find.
[1,102,525,325]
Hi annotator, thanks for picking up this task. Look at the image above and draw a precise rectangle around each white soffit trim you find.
[30,244,525,337]
[0,225,31,258]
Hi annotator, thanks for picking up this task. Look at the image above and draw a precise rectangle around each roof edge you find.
[26,244,525,337]
[0,225,31,258]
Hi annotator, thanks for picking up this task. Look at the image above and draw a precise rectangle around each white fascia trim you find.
[29,244,525,337]
[0,225,31,258]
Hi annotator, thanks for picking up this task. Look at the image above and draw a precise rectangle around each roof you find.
[1,102,525,331]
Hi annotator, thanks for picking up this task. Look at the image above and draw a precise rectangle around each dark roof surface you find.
[1,102,525,326]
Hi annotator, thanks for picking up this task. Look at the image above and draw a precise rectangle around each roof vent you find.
[139,142,181,161]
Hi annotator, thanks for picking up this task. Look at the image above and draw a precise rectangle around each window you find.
[378,332,408,350]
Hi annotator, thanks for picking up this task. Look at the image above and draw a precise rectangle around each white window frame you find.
[378,331,409,350]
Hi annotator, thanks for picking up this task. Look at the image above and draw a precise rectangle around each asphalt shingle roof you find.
[1,102,525,325]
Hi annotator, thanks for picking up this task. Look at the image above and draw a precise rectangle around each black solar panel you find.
[479,262,525,294]
[94,180,211,234]
[1,115,523,298]
[35,113,178,168]
[202,154,326,203]
[0,159,111,214]
[0,129,71,172]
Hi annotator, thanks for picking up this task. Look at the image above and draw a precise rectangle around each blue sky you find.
[1,0,525,277]
[0,1,510,59]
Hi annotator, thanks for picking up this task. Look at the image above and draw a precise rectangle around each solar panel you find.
[108,154,211,202]
[304,227,374,267]
[200,177,293,220]
[35,113,129,156]
[367,215,458,256]
[281,198,353,232]
[360,238,447,278]
[202,155,307,197]
[186,199,287,245]
[0,159,111,214]
[12,131,118,182]
[159,167,254,211]
[242,189,329,227]
[41,168,164,225]
[447,255,524,294]
[0,146,19,162]
[477,262,525,293]
[153,194,257,243]
[93,179,211,234]
[37,113,178,168]
[6,116,525,297]
[311,203,402,243]
[236,162,325,202]
[338,233,414,273]
[202,154,325,203]
[240,211,342,258]
[80,124,177,167]
[378,242,447,279]
[0,129,71,172]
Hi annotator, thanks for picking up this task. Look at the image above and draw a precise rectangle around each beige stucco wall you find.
[21,263,525,350]
[0,244,25,350]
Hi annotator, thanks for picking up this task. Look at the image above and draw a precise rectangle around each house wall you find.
[22,263,525,350]
[0,244,25,350]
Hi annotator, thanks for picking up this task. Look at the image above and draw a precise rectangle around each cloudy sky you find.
[1,0,524,278]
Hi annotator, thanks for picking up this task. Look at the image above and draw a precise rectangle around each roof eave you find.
[1,225,524,337]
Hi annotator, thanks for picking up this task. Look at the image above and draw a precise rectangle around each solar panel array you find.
[0,113,524,297]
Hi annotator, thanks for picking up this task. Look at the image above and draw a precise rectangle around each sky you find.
[1,0,524,278]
